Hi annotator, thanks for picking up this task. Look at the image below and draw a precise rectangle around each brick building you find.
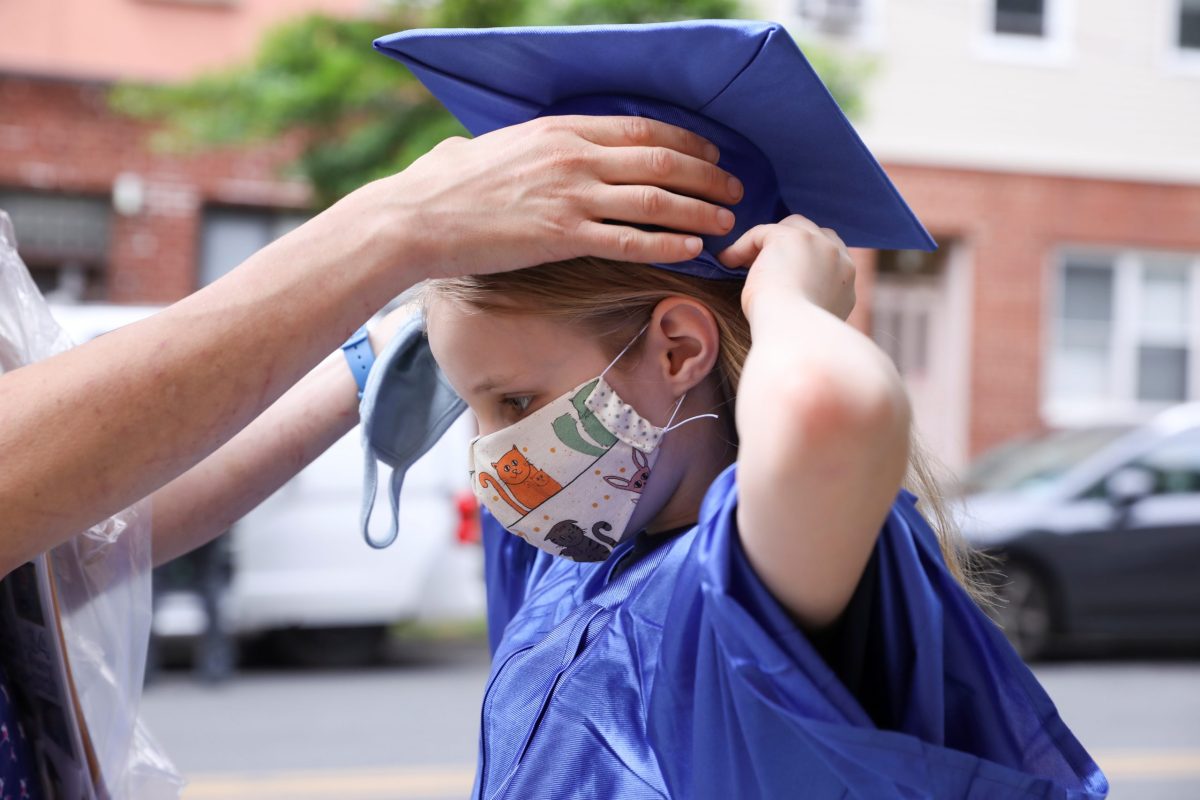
[772,0,1200,470]
[0,0,371,301]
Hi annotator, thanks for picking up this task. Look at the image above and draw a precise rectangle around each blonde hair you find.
[426,257,990,605]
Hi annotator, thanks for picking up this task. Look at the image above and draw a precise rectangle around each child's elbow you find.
[778,354,912,456]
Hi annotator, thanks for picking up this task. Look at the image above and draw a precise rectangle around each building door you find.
[871,244,972,473]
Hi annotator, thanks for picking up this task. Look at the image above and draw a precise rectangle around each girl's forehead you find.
[425,298,604,389]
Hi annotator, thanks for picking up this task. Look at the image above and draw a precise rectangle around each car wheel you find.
[990,562,1054,661]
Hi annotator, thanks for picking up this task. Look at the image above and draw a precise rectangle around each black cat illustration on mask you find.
[546,520,617,562]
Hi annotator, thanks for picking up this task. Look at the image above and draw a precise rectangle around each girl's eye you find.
[502,396,533,413]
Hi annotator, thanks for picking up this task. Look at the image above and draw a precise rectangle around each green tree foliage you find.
[111,0,869,207]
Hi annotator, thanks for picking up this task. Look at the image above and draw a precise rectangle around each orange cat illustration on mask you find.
[478,445,563,515]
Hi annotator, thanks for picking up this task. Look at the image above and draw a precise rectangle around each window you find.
[795,0,874,41]
[0,190,110,300]
[1047,251,1200,422]
[1180,0,1200,51]
[979,0,1070,63]
[994,0,1045,37]
[1051,256,1115,402]
[1137,260,1190,402]
[198,207,307,287]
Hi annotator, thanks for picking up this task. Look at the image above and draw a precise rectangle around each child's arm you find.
[721,216,912,631]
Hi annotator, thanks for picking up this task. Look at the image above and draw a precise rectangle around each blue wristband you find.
[341,325,375,399]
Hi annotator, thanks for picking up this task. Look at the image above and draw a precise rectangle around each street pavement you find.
[140,638,1200,799]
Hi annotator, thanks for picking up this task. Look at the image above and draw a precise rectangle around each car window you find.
[1130,427,1200,496]
[962,425,1132,495]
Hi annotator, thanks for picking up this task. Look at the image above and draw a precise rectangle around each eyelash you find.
[501,396,533,413]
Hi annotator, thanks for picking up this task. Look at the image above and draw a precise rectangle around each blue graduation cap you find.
[374,20,936,281]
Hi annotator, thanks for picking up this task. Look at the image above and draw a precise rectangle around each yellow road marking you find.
[1096,749,1200,779]
[181,750,1200,798]
[182,765,475,799]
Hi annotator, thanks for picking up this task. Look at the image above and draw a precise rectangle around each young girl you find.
[367,19,1107,800]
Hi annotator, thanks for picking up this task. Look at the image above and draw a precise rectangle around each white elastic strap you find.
[600,323,651,379]
[662,393,719,433]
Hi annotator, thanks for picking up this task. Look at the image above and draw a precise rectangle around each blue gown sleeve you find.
[647,465,1109,799]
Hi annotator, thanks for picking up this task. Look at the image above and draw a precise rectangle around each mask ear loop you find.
[600,322,651,380]
[662,392,718,433]
[602,322,721,433]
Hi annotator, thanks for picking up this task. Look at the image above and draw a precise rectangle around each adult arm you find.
[0,115,742,576]
[146,312,405,566]
[721,216,913,630]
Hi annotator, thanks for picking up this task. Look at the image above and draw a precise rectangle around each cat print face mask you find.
[468,327,713,563]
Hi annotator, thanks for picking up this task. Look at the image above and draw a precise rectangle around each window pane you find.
[995,0,1045,36]
[0,191,110,265]
[1051,260,1114,402]
[1051,346,1111,399]
[1137,345,1188,402]
[1062,262,1114,322]
[1141,265,1189,339]
[1181,0,1200,50]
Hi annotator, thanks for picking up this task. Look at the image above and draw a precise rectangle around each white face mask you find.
[468,328,713,562]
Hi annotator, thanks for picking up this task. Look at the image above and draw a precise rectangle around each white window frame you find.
[1042,247,1200,428]
[1164,0,1200,76]
[975,0,1074,67]
[790,0,883,48]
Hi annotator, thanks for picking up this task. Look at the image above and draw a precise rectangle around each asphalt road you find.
[140,639,1200,800]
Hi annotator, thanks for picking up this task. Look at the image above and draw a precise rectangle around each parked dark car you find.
[955,405,1200,659]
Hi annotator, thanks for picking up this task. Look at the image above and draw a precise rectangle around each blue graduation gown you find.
[478,465,1108,799]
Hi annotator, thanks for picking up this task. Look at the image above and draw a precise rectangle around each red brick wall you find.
[880,164,1200,457]
[0,74,309,302]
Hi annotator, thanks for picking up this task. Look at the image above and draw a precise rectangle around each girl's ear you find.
[647,297,721,397]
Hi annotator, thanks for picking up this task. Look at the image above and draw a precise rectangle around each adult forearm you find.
[0,197,411,574]
[148,351,359,565]
[148,313,407,565]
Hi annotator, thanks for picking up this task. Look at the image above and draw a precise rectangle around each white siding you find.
[758,0,1200,184]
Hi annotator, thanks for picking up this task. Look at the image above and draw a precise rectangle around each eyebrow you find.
[470,375,515,394]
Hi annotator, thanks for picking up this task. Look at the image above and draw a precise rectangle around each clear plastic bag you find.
[0,210,184,798]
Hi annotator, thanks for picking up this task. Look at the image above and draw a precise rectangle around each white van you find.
[49,303,485,665]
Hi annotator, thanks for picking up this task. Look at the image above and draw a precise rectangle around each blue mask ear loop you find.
[359,430,387,548]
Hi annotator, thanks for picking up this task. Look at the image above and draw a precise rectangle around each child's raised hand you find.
[717,215,856,322]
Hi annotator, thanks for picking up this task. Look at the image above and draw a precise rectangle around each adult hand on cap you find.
[718,215,857,323]
[334,115,743,285]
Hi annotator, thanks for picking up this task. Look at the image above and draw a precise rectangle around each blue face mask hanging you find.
[357,314,466,549]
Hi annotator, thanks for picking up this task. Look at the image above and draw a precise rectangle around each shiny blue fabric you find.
[478,465,1108,799]
[373,20,938,268]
